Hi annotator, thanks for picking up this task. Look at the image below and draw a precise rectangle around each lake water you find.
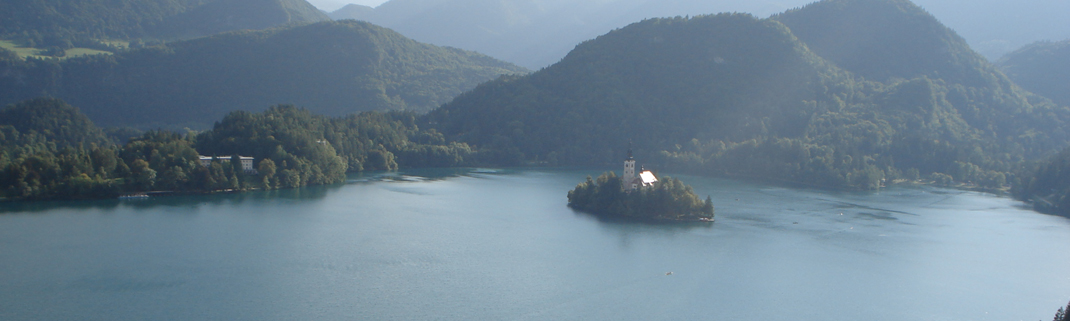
[1,168,1069,321]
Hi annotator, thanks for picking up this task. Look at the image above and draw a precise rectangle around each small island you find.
[567,150,714,222]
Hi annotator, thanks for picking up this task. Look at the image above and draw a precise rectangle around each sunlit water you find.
[1,168,1068,321]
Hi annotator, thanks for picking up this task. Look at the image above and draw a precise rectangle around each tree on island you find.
[567,172,714,221]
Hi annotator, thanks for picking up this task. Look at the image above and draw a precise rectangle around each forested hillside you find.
[0,98,111,151]
[0,20,527,128]
[998,40,1070,108]
[426,2,1070,190]
[0,98,486,200]
[0,0,328,47]
[156,0,330,39]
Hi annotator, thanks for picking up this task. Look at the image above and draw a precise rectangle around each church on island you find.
[622,149,657,191]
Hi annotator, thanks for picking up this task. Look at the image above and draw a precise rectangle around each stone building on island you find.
[622,149,657,191]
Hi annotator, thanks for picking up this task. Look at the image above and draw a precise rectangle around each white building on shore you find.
[199,155,256,173]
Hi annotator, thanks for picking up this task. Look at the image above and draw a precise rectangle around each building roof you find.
[639,170,657,185]
[199,155,254,160]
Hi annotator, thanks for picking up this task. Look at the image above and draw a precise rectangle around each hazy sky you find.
[308,0,388,11]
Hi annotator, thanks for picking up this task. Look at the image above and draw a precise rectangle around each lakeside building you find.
[622,149,657,191]
[199,155,256,173]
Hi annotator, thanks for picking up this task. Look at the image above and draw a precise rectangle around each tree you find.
[129,159,155,191]
[258,158,276,189]
[1054,303,1067,321]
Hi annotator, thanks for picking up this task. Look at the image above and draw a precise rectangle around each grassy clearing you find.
[0,39,42,58]
[0,39,114,60]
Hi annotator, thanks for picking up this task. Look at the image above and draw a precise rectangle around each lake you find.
[1,168,1068,320]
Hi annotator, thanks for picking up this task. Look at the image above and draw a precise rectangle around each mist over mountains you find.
[328,0,1070,69]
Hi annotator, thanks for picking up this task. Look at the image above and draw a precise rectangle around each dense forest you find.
[567,172,714,221]
[0,0,328,49]
[1013,146,1070,216]
[997,39,1070,108]
[0,98,488,200]
[425,0,1070,191]
[0,20,527,128]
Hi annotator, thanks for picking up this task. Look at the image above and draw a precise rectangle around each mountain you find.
[997,40,1070,108]
[329,0,818,69]
[769,0,1063,157]
[0,0,329,47]
[327,4,374,20]
[912,0,1070,62]
[0,20,527,128]
[327,0,1070,69]
[425,2,1070,190]
[155,0,331,39]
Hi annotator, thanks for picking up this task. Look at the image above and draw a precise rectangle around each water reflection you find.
[351,167,514,184]
[0,181,345,214]
[0,168,518,215]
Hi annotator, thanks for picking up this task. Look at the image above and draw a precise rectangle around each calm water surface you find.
[1,168,1069,320]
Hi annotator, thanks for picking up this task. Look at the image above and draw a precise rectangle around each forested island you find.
[568,172,714,222]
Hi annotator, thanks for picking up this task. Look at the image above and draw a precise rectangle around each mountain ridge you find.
[425,0,1070,190]
[0,20,527,128]
[997,39,1070,108]
[0,0,330,46]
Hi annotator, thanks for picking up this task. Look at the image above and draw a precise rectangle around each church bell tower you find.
[623,148,636,184]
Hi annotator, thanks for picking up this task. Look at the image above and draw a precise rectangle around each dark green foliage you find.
[773,0,983,84]
[0,0,328,46]
[0,0,210,42]
[998,40,1070,107]
[567,172,714,221]
[427,3,1070,191]
[195,105,349,187]
[0,97,111,150]
[0,98,481,200]
[1013,147,1070,216]
[155,0,330,39]
[195,105,483,180]
[0,20,527,128]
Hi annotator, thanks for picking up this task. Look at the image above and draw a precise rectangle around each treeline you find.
[0,98,492,201]
[567,172,714,221]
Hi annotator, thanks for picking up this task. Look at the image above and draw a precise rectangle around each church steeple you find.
[623,147,636,185]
